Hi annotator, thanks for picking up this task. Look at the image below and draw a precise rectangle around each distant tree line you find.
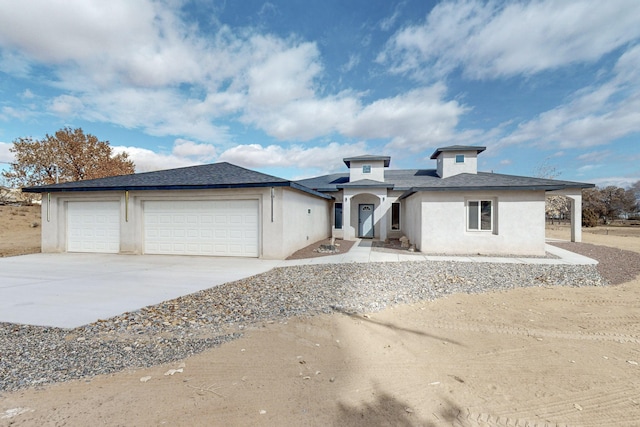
[581,183,639,227]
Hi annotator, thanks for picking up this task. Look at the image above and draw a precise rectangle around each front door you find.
[358,204,374,238]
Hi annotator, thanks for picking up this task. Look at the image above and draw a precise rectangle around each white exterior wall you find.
[402,193,423,250]
[404,190,546,255]
[436,151,479,178]
[39,187,330,259]
[279,188,331,259]
[348,160,385,182]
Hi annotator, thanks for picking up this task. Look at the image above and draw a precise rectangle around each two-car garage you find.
[66,199,259,257]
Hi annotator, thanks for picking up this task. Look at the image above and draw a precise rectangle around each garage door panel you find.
[144,200,259,257]
[67,201,120,253]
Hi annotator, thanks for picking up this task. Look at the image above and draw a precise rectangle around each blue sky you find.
[0,0,639,187]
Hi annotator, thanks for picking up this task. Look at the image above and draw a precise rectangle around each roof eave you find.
[399,183,594,199]
[23,181,334,200]
[343,156,391,167]
[429,145,487,159]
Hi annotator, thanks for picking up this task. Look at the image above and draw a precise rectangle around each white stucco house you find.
[24,145,593,259]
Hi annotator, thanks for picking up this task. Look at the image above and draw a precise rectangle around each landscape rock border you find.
[0,254,615,393]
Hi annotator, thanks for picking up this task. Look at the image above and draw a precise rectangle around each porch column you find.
[343,195,352,241]
[379,195,387,242]
[567,193,582,242]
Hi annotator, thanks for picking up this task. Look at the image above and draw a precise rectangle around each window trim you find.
[391,202,401,231]
[334,202,343,229]
[467,199,493,232]
[362,165,371,174]
[455,154,465,163]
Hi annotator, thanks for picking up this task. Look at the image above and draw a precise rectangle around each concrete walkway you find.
[0,240,595,328]
[283,239,598,266]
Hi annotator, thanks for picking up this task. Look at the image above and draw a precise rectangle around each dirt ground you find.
[0,205,41,257]
[2,213,640,426]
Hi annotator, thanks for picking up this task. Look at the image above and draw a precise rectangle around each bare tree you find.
[2,127,135,188]
[631,180,640,200]
[582,185,638,225]
[533,158,570,224]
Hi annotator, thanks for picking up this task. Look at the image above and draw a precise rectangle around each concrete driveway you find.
[0,253,282,329]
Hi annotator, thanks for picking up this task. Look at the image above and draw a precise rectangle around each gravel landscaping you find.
[549,241,640,285]
[1,246,623,393]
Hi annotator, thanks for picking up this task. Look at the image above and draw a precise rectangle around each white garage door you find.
[143,200,259,257]
[67,201,120,253]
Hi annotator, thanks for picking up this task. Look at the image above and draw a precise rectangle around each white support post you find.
[379,195,387,242]
[343,196,352,241]
[568,194,582,242]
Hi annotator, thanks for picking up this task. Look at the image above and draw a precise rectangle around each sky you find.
[0,0,639,188]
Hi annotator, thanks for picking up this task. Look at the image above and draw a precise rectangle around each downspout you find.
[270,187,274,222]
[125,190,129,222]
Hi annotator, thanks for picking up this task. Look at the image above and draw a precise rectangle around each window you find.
[362,165,371,174]
[391,202,400,230]
[455,154,465,163]
[334,203,343,229]
[468,200,492,231]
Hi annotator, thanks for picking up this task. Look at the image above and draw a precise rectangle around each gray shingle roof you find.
[297,169,594,196]
[23,160,593,201]
[336,179,394,189]
[23,162,332,200]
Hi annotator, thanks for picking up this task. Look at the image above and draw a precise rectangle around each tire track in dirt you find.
[427,319,640,344]
[455,382,640,426]
[536,296,640,308]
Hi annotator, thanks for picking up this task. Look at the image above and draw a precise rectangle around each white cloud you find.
[348,85,468,151]
[0,0,209,88]
[0,141,13,163]
[171,139,217,161]
[1,104,39,121]
[577,150,611,163]
[218,141,368,175]
[246,38,321,106]
[577,164,601,173]
[380,0,640,80]
[0,0,475,151]
[590,176,640,189]
[341,54,360,73]
[113,145,198,173]
[494,45,640,150]
[80,88,231,143]
[48,95,85,117]
[379,5,403,32]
